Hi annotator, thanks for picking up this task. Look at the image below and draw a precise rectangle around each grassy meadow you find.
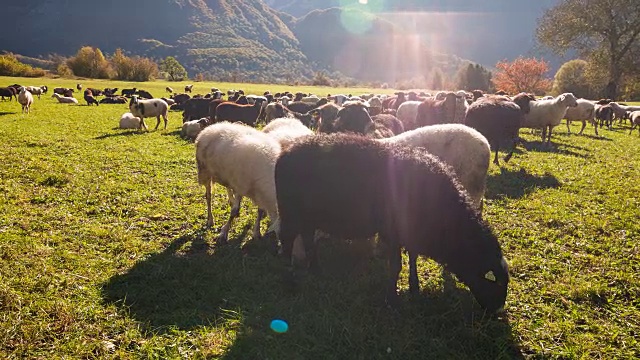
[0,75,639,359]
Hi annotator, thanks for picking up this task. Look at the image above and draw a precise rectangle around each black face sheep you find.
[195,122,281,244]
[40,85,48,94]
[332,101,374,135]
[181,117,211,140]
[275,134,509,312]
[464,93,534,165]
[83,89,99,106]
[128,96,169,131]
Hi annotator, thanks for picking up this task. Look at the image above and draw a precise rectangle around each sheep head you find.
[333,102,373,135]
[559,93,578,107]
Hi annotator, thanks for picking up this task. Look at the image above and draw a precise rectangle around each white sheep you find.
[521,93,578,144]
[128,96,169,131]
[25,86,43,99]
[378,123,491,212]
[195,122,281,244]
[396,101,422,129]
[51,93,78,104]
[628,110,640,135]
[610,102,640,123]
[564,99,598,135]
[262,117,314,148]
[181,118,209,140]
[18,87,33,114]
[119,112,146,130]
[301,95,320,104]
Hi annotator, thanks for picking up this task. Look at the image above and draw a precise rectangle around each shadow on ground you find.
[101,228,525,358]
[486,167,561,200]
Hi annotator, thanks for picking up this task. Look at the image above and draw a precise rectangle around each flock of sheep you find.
[3,81,639,313]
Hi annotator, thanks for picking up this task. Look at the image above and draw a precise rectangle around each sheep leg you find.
[540,127,547,144]
[252,209,265,239]
[385,243,402,308]
[217,188,242,245]
[566,119,571,133]
[408,251,419,295]
[163,114,168,130]
[154,115,161,130]
[578,120,586,135]
[301,230,319,270]
[493,148,500,165]
[205,183,214,228]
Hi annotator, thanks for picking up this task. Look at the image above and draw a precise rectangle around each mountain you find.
[273,0,563,71]
[0,0,312,82]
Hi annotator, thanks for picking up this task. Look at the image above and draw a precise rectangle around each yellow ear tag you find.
[484,271,496,282]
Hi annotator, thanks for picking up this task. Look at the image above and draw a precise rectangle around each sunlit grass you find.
[0,76,638,358]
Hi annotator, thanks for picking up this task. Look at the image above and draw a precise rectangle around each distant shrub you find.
[0,54,46,77]
[56,63,73,77]
[67,46,111,79]
[110,48,158,81]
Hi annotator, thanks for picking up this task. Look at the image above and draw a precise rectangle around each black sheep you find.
[0,87,16,101]
[276,134,509,312]
[135,89,153,99]
[368,114,405,138]
[332,102,374,135]
[464,93,534,165]
[83,89,99,106]
[182,98,213,123]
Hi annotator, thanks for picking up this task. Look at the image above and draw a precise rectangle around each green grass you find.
[1,75,639,359]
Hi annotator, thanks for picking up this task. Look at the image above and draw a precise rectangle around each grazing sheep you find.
[182,98,213,123]
[414,92,460,129]
[627,111,640,135]
[40,85,48,94]
[263,102,289,124]
[54,87,74,97]
[262,117,314,148]
[379,124,490,212]
[166,86,173,94]
[185,84,194,93]
[25,86,43,99]
[564,99,598,135]
[215,101,262,126]
[135,90,153,99]
[52,93,79,104]
[18,87,33,114]
[195,122,281,243]
[313,102,342,133]
[464,93,534,165]
[276,134,509,312]
[119,112,146,130]
[83,89,99,106]
[128,96,169,131]
[595,104,614,130]
[160,97,176,106]
[0,87,16,101]
[104,88,118,96]
[181,117,210,140]
[76,84,82,92]
[521,93,578,144]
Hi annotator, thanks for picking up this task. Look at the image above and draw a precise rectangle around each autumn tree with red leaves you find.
[492,57,553,95]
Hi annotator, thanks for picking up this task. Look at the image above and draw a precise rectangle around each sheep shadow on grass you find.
[486,167,561,200]
[102,229,524,358]
[519,138,590,159]
[0,111,17,116]
[94,130,149,140]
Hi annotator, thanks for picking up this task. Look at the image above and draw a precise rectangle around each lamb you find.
[128,96,169,131]
[195,122,281,243]
[76,84,82,92]
[18,87,33,114]
[378,124,490,212]
[25,86,43,99]
[564,99,598,135]
[184,84,194,93]
[166,86,173,94]
[627,111,640,135]
[595,104,614,130]
[52,93,79,104]
[275,134,509,312]
[119,112,146,130]
[464,93,535,165]
[521,93,578,144]
[181,117,210,140]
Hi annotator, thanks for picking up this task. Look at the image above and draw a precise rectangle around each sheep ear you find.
[484,271,496,282]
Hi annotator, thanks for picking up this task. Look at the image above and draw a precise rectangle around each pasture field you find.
[0,75,639,359]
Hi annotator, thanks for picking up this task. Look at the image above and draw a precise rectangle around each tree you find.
[429,68,445,90]
[537,0,640,99]
[492,57,552,94]
[552,59,592,98]
[455,63,493,91]
[67,46,110,79]
[159,56,187,81]
[110,49,158,81]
